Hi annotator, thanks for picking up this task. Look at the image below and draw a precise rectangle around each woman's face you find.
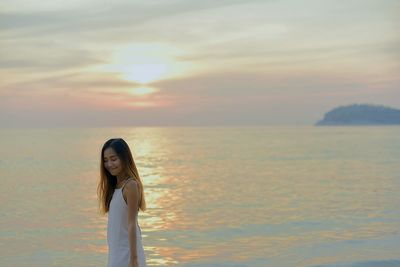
[103,147,124,177]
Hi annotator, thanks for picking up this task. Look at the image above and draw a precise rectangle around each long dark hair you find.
[97,138,146,214]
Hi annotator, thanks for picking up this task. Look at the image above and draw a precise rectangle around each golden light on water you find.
[141,175,178,232]
[129,134,184,265]
[128,135,178,233]
[145,246,179,266]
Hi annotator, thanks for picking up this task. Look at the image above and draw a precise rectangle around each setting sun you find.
[90,43,195,84]
[125,64,168,84]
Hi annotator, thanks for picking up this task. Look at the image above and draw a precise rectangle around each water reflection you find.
[145,246,179,266]
[127,130,185,264]
[1,127,399,267]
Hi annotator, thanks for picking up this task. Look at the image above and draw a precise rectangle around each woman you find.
[98,138,147,267]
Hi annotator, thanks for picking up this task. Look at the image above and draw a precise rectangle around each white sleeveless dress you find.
[107,179,147,267]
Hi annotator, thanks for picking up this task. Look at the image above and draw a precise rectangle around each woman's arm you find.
[124,180,140,264]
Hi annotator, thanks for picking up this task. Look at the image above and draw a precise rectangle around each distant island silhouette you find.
[315,103,400,126]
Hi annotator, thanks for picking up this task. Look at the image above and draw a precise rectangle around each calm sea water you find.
[1,126,399,267]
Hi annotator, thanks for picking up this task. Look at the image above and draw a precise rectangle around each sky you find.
[1,0,399,127]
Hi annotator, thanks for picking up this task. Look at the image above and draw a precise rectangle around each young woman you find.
[98,138,147,267]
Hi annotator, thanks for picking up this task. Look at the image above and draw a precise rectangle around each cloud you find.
[0,43,104,71]
[0,0,263,38]
[0,0,399,127]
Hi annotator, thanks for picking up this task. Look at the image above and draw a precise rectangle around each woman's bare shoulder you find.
[122,179,139,205]
[123,179,138,193]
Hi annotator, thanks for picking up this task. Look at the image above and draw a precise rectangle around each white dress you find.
[107,178,147,267]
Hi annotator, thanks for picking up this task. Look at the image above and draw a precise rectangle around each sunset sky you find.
[1,0,399,127]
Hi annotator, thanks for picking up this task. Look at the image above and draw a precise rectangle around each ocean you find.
[1,126,399,267]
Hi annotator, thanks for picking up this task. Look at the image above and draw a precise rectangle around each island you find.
[315,104,400,126]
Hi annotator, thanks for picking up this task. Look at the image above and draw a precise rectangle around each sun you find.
[91,43,194,84]
[125,64,168,84]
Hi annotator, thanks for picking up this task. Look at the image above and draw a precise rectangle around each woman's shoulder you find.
[122,178,140,204]
[126,177,137,185]
[122,178,138,190]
